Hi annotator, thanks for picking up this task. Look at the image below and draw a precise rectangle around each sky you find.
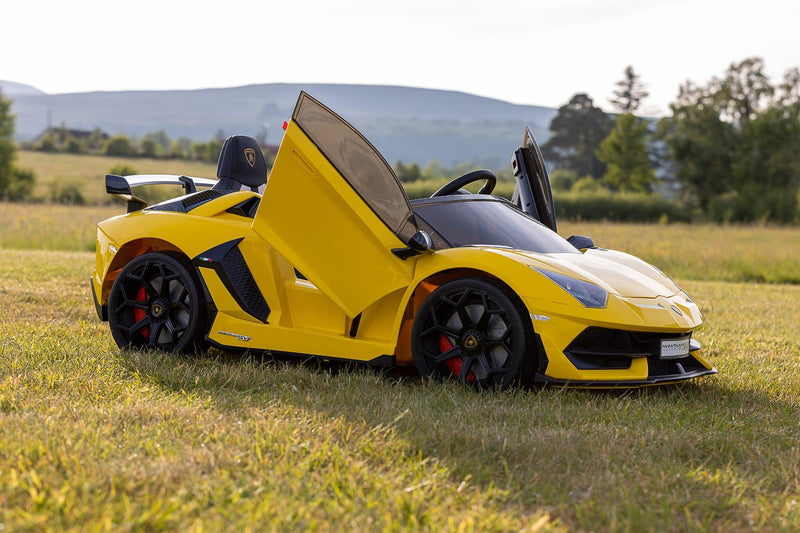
[2,0,799,115]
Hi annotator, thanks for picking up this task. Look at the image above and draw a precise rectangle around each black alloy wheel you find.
[411,278,535,388]
[108,252,206,353]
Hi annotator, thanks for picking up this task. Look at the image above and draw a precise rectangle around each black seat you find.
[213,135,268,192]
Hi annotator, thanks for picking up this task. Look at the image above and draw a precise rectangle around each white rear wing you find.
[105,174,218,212]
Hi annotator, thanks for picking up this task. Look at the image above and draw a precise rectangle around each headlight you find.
[531,267,608,308]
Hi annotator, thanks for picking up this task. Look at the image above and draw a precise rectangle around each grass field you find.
[16,150,218,205]
[1,200,799,530]
[1,248,799,531]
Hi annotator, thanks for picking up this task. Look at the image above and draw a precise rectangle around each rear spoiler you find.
[105,174,218,213]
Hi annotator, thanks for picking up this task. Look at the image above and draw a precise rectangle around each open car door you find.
[511,126,557,231]
[252,92,420,318]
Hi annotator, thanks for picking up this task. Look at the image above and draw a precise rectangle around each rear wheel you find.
[411,278,535,388]
[108,252,206,353]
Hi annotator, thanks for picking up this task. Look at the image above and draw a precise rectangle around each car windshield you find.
[413,198,578,254]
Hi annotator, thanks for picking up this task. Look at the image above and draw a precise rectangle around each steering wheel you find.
[431,169,497,197]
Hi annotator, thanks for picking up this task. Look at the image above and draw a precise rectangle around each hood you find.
[504,248,680,298]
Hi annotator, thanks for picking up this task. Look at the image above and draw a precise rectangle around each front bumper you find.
[535,365,718,388]
[524,288,716,386]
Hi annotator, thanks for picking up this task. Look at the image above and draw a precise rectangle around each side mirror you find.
[567,235,595,251]
[392,230,434,260]
[408,230,433,252]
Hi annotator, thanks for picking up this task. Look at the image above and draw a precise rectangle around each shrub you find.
[49,178,86,205]
[102,135,136,157]
[550,169,580,192]
[571,176,607,193]
[107,163,138,177]
[404,180,690,223]
[64,136,88,154]
[37,134,58,153]
[3,168,36,202]
[554,191,692,223]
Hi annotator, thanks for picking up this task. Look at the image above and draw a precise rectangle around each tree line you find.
[540,57,800,223]
[26,126,249,164]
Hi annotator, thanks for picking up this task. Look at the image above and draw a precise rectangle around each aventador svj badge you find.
[244,148,256,167]
[217,330,252,342]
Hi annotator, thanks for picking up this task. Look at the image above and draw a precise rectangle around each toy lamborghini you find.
[91,91,716,388]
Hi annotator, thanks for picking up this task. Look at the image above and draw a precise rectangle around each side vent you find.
[193,239,270,322]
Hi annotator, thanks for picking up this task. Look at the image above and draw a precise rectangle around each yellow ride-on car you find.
[91,91,716,388]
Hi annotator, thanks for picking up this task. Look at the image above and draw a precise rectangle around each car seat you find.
[213,135,268,192]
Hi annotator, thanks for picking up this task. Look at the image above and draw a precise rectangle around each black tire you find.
[108,251,206,353]
[411,278,535,388]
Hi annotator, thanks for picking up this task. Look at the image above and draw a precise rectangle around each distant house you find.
[32,127,109,145]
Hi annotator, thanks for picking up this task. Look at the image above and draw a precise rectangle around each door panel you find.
[252,121,416,318]
[511,126,557,231]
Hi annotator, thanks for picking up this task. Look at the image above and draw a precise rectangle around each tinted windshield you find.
[413,198,578,254]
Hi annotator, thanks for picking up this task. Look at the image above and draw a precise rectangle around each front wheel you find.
[411,278,535,388]
[108,251,206,353]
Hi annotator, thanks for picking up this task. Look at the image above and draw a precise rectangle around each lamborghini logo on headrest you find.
[244,148,256,168]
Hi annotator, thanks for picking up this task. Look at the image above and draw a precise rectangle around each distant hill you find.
[0,80,46,96]
[8,83,557,168]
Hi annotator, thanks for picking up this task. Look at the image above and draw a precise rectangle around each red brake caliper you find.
[134,287,149,338]
[440,335,475,382]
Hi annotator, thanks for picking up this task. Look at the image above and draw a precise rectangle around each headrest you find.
[216,135,267,188]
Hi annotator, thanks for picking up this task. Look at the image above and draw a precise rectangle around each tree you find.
[730,105,800,221]
[715,56,773,123]
[87,128,106,151]
[102,135,136,157]
[609,66,649,114]
[596,113,655,192]
[190,142,208,160]
[0,88,15,196]
[657,84,736,211]
[394,160,422,182]
[542,93,614,179]
[36,133,58,153]
[140,138,159,158]
[778,67,800,108]
[658,57,800,222]
[64,136,87,154]
[206,140,222,162]
[0,89,36,202]
[143,130,171,152]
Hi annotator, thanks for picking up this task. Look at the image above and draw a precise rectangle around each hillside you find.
[8,83,557,167]
[0,80,46,96]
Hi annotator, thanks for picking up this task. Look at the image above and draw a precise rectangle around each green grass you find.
[1,249,799,531]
